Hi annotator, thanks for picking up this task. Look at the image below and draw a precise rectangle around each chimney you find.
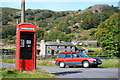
[21,0,25,23]
[41,40,45,43]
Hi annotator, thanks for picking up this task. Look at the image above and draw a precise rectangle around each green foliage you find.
[35,15,44,21]
[96,13,120,58]
[81,36,88,40]
[2,19,8,25]
[56,23,71,34]
[80,11,117,29]
[45,30,70,42]
[27,15,34,20]
[36,21,47,27]
[89,30,97,36]
[1,5,119,44]
[68,35,76,41]
[42,12,52,18]
[2,7,20,25]
[2,25,16,38]
[88,43,97,47]
[36,28,45,42]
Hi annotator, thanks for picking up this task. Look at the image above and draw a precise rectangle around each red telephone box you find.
[16,23,36,70]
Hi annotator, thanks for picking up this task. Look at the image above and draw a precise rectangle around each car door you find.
[64,53,73,66]
[72,53,83,66]
[57,53,65,62]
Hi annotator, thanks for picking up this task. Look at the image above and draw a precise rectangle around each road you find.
[0,62,119,78]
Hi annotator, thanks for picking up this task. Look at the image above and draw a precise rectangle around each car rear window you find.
[58,53,65,58]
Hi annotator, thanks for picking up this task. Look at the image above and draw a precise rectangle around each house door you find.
[51,50,54,56]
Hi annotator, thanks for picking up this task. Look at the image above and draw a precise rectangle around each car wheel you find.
[69,66,74,68]
[82,61,90,68]
[59,62,66,68]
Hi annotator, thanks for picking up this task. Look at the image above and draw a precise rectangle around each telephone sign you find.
[16,23,36,70]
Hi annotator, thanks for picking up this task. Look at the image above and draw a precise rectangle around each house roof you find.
[45,41,75,46]
[76,47,85,50]
[72,40,97,43]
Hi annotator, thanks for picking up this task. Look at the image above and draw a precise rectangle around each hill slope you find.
[1,4,119,44]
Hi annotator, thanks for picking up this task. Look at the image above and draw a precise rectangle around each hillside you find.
[1,4,119,44]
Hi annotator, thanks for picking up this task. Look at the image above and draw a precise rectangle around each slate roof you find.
[72,40,97,43]
[45,42,75,46]
[76,47,85,50]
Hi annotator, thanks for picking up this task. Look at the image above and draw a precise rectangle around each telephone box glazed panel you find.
[16,23,36,70]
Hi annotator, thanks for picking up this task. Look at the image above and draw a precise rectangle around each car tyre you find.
[82,61,90,68]
[59,62,66,68]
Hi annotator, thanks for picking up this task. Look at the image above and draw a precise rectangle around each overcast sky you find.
[1,0,119,11]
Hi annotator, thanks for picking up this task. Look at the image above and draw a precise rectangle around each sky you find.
[1,0,120,11]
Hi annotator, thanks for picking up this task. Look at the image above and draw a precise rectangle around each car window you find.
[58,53,65,58]
[65,53,72,58]
[72,53,79,57]
[77,52,88,57]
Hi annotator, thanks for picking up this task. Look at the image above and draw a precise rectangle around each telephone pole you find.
[21,0,25,23]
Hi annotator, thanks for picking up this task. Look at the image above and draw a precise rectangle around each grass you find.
[37,60,57,66]
[0,67,57,78]
[0,59,15,64]
[99,59,120,68]
[86,47,102,55]
[0,57,119,68]
[0,59,56,66]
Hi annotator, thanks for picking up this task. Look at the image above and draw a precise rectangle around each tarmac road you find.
[0,62,119,78]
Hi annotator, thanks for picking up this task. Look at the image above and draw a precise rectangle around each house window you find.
[48,50,50,54]
[65,46,67,48]
[47,46,51,49]
[70,46,73,48]
[56,50,60,54]
[65,50,67,52]
[57,46,60,48]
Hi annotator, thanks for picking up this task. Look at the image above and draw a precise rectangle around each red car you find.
[55,52,102,68]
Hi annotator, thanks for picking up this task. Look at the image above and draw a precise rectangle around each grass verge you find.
[37,60,57,66]
[0,67,57,78]
[99,59,120,68]
[0,59,57,66]
[0,58,119,68]
[0,59,15,64]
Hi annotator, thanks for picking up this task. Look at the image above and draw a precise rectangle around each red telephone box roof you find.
[17,23,36,32]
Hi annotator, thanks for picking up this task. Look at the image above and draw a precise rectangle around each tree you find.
[96,13,120,58]
[36,21,47,27]
[2,19,8,25]
[27,15,34,20]
[2,25,16,38]
[45,30,69,42]
[42,12,52,18]
[36,28,45,42]
[56,23,71,34]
